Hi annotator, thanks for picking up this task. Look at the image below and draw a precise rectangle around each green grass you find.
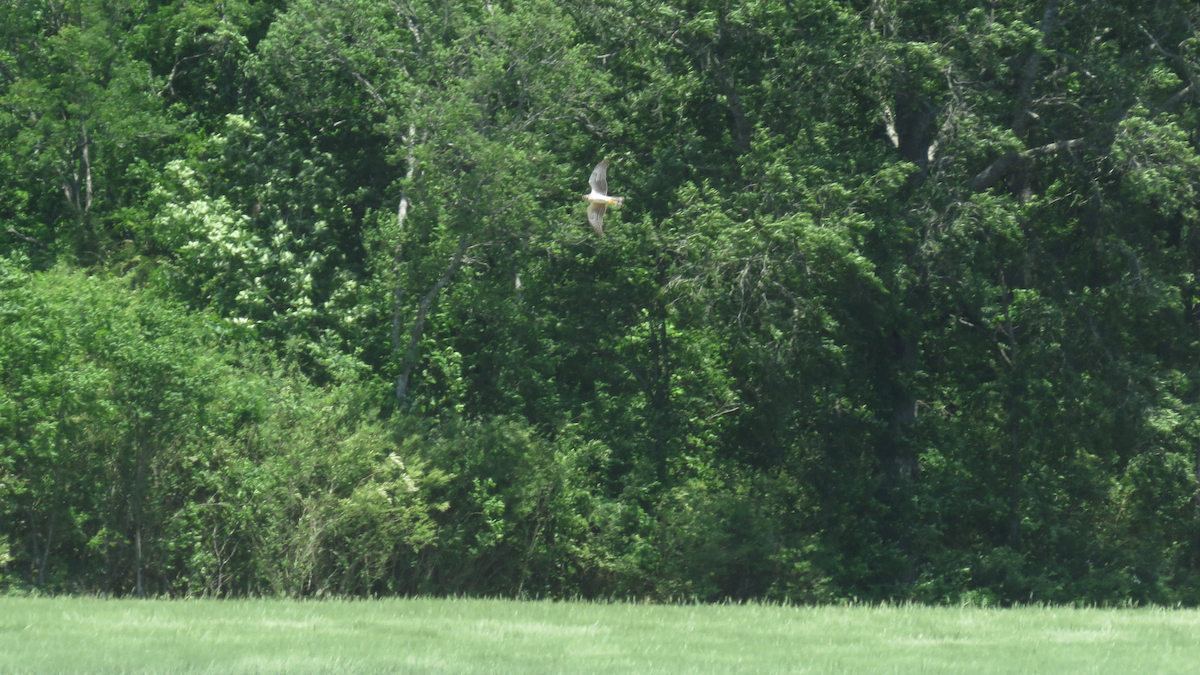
[2,597,1199,674]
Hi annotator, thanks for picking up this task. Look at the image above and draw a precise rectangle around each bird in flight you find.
[583,159,625,234]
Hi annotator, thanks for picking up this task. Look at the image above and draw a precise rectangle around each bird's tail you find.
[611,196,625,207]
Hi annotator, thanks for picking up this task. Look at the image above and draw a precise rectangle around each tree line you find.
[3,0,1200,604]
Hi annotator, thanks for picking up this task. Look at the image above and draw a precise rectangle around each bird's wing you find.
[587,202,606,234]
[589,160,609,194]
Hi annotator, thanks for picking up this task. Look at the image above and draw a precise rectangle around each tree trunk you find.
[32,509,54,587]
[135,526,145,599]
[1193,437,1200,512]
[1006,395,1022,549]
[1001,288,1023,550]
[1011,0,1058,140]
[395,232,472,406]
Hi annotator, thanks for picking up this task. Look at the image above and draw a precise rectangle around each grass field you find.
[2,596,1198,674]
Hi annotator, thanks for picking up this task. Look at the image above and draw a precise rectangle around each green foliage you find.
[5,0,1200,604]
[0,260,436,596]
[1,257,235,592]
[0,0,176,262]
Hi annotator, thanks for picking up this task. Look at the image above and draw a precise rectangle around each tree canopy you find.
[3,0,1200,605]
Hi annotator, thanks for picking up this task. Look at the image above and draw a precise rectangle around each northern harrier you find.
[583,159,625,234]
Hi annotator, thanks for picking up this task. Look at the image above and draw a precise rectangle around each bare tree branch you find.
[1011,0,1059,140]
[1141,23,1200,97]
[158,53,205,97]
[1025,137,1087,157]
[970,153,1022,193]
[1160,84,1194,111]
[971,137,1086,192]
[5,228,48,248]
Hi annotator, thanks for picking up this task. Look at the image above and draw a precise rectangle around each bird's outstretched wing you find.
[587,202,606,234]
[589,160,609,195]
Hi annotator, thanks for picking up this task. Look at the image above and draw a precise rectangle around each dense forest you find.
[3,0,1200,605]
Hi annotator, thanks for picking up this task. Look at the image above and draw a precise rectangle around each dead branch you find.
[971,137,1085,192]
[6,228,48,248]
